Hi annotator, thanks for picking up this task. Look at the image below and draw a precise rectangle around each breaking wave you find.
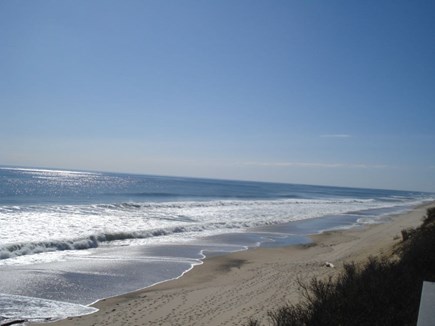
[1,196,432,261]
[0,220,266,260]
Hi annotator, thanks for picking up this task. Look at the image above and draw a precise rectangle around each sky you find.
[1,1,435,192]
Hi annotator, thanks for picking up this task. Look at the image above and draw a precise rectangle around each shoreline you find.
[40,201,434,326]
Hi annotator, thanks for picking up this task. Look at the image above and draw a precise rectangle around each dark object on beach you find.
[248,207,435,326]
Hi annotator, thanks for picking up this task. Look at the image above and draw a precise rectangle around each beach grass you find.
[249,207,435,326]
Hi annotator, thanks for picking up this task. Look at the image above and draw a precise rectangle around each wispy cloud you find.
[243,161,389,169]
[320,134,352,138]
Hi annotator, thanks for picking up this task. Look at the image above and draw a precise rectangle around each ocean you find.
[0,167,433,323]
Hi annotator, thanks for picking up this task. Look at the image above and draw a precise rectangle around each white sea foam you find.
[0,293,97,321]
[0,197,416,262]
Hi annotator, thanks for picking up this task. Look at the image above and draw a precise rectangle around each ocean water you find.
[0,167,433,323]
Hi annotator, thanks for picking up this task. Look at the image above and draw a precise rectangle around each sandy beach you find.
[44,202,433,326]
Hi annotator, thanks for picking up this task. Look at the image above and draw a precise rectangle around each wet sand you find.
[46,203,433,326]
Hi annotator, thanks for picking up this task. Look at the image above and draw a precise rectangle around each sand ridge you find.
[45,203,433,326]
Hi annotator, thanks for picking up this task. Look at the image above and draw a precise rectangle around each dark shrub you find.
[399,215,435,281]
[422,206,435,226]
[248,207,435,326]
[283,258,420,326]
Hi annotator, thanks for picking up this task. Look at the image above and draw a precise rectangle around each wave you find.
[104,191,305,201]
[0,293,98,321]
[94,198,377,211]
[1,196,431,261]
[0,222,260,260]
[0,198,396,215]
[0,237,99,260]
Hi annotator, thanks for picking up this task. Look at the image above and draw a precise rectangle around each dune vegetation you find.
[248,207,435,326]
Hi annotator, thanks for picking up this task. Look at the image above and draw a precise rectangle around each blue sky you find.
[1,1,434,192]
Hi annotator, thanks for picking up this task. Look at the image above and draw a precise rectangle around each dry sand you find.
[45,203,434,326]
